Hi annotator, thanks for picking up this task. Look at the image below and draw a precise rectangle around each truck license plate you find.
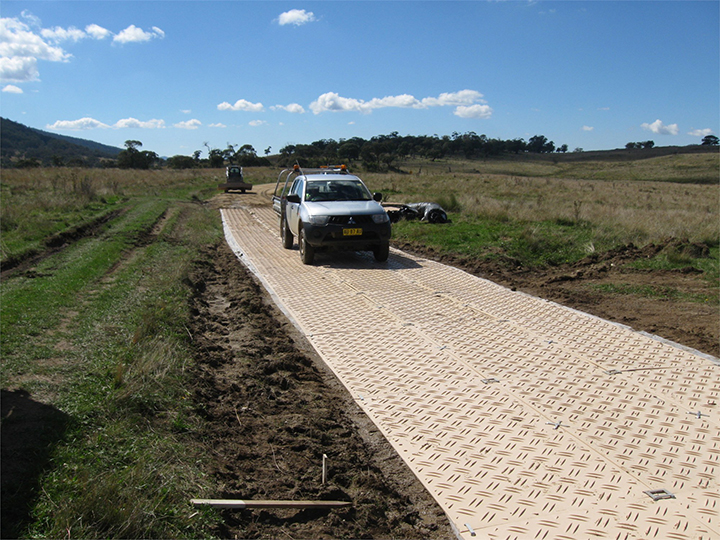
[343,228,362,236]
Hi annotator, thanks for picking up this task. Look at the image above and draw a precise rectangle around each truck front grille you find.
[328,215,373,225]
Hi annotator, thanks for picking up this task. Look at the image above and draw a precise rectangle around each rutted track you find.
[1,209,124,278]
[221,192,720,539]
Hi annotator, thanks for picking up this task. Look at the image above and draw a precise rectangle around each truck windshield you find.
[304,179,372,202]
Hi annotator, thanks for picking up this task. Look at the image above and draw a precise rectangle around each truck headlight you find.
[309,215,330,226]
[372,212,390,224]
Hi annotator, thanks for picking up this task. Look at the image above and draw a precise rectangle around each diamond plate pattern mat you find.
[222,206,719,540]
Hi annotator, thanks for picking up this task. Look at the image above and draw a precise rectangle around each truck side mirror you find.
[373,192,383,202]
[286,194,301,203]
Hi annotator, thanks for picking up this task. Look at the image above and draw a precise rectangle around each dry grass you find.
[364,159,719,247]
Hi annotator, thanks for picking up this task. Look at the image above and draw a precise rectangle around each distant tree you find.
[16,157,41,168]
[167,155,198,169]
[506,138,526,154]
[208,149,224,168]
[626,140,654,150]
[280,144,296,157]
[338,141,360,161]
[557,144,568,153]
[702,134,719,146]
[527,135,554,153]
[203,142,225,168]
[118,140,158,169]
[264,146,272,156]
[223,143,236,163]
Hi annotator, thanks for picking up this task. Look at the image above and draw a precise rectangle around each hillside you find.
[1,118,122,167]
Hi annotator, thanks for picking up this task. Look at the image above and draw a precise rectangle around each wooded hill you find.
[1,118,121,168]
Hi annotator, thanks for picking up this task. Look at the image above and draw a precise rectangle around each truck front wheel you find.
[298,227,315,265]
[281,215,294,249]
[373,242,390,262]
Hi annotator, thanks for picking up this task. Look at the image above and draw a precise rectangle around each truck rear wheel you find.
[281,215,293,249]
[298,227,315,265]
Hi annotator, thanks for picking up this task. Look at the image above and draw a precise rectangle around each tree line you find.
[275,132,573,171]
[5,116,718,170]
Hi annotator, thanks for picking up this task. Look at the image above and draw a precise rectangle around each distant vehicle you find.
[218,165,252,193]
[272,165,391,264]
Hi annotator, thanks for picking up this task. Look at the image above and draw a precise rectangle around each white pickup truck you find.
[272,165,391,264]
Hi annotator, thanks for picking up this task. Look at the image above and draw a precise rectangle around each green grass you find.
[1,170,223,539]
[393,213,600,267]
[590,283,716,304]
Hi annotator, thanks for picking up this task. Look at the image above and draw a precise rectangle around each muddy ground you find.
[187,242,454,539]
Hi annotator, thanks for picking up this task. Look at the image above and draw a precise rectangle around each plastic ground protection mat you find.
[222,206,720,540]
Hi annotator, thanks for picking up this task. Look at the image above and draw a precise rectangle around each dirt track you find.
[188,241,455,539]
[188,185,717,538]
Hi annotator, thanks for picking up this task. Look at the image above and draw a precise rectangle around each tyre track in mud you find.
[187,242,455,539]
[1,209,125,278]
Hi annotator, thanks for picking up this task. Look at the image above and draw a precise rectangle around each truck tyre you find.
[298,227,315,265]
[374,242,390,262]
[281,215,294,249]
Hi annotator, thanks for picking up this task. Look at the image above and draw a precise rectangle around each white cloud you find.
[47,117,168,130]
[0,17,71,82]
[85,24,111,40]
[114,117,165,129]
[369,94,423,109]
[113,24,165,44]
[0,56,38,82]
[454,104,493,119]
[421,90,484,107]
[641,119,678,135]
[582,125,594,131]
[309,89,492,118]
[271,103,306,114]
[20,10,42,28]
[249,120,267,126]
[277,9,316,26]
[0,15,160,83]
[41,26,86,42]
[2,84,23,93]
[218,98,264,112]
[688,128,713,138]
[174,119,201,129]
[310,92,368,114]
[46,117,110,130]
[180,109,192,114]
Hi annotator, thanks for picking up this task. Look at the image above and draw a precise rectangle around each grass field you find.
[357,154,719,274]
[2,168,223,538]
[1,150,718,538]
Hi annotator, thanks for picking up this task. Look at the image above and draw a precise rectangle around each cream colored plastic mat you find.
[222,206,719,540]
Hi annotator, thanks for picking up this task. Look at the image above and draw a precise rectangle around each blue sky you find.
[2,1,718,158]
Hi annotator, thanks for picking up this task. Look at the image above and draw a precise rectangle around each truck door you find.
[286,178,304,232]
